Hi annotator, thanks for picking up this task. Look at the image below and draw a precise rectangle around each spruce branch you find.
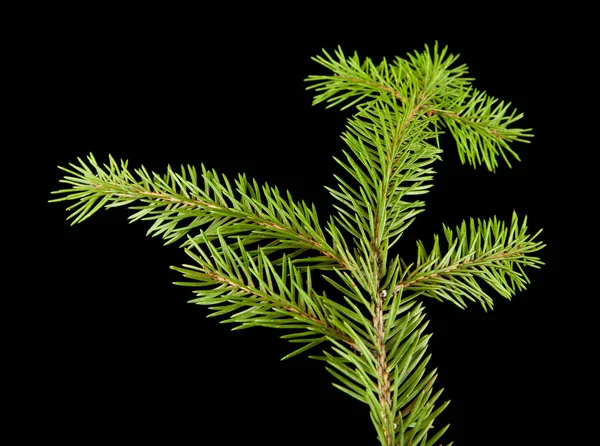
[173,236,360,357]
[50,153,346,271]
[306,42,470,110]
[394,212,545,310]
[51,42,545,445]
[306,41,532,172]
[432,87,533,170]
[326,95,442,254]
[50,153,370,356]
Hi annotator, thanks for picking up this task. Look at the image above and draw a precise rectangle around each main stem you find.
[374,289,393,445]
[371,208,392,443]
[370,95,416,446]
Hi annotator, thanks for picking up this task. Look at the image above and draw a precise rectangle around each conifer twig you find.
[51,42,544,445]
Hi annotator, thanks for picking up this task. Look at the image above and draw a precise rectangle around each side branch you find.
[203,268,360,352]
[393,249,514,294]
[50,154,350,269]
[335,74,406,103]
[394,214,545,310]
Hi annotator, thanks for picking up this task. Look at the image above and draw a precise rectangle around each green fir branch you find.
[432,87,533,171]
[395,212,545,310]
[173,235,361,357]
[326,95,442,254]
[50,153,346,271]
[306,42,532,172]
[306,42,470,111]
[51,42,545,445]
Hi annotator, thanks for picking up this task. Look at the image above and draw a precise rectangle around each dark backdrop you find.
[23,5,580,445]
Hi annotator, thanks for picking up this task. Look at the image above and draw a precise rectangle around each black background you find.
[17,4,586,445]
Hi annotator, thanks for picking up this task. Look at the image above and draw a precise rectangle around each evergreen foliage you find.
[50,42,544,445]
